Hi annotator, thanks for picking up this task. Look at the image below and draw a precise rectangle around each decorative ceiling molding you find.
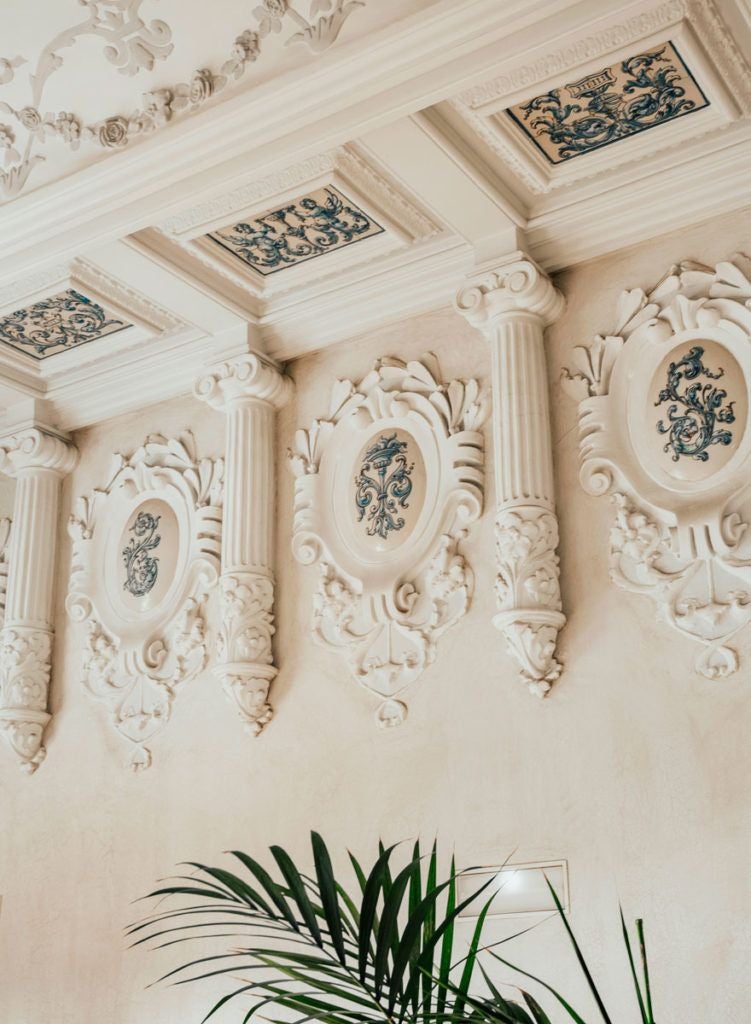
[159,144,439,244]
[0,0,368,202]
[458,0,687,109]
[150,143,443,303]
[450,0,751,195]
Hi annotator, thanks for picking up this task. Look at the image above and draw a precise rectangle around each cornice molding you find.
[457,0,687,110]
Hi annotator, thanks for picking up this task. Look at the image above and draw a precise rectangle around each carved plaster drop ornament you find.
[289,354,487,725]
[455,254,566,698]
[0,427,78,773]
[66,433,223,770]
[194,353,293,737]
[562,256,751,679]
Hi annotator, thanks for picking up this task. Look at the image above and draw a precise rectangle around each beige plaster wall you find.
[1,208,750,1023]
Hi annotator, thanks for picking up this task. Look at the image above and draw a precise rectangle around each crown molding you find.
[0,0,583,283]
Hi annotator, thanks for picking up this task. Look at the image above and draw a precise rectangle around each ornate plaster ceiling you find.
[0,0,747,431]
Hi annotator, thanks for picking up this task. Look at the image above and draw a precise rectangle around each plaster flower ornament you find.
[0,124,19,166]
[254,0,288,36]
[188,68,215,105]
[222,31,261,78]
[44,111,82,148]
[96,115,129,148]
[142,88,173,126]
[18,106,42,132]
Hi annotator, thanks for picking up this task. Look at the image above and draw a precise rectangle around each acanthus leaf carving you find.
[289,354,486,723]
[66,431,223,769]
[493,507,564,697]
[563,256,751,679]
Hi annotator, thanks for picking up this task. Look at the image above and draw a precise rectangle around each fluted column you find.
[0,427,78,771]
[456,253,566,697]
[195,353,292,734]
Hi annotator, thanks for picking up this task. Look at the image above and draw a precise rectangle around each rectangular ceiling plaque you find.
[507,42,709,164]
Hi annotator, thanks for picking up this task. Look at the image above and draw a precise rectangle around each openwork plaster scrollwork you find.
[66,432,223,769]
[289,354,487,725]
[562,255,751,679]
[0,0,368,200]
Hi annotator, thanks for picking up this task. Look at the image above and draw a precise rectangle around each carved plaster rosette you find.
[563,256,751,678]
[289,355,487,725]
[66,433,223,768]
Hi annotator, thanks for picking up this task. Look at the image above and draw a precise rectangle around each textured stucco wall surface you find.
[1,208,750,1023]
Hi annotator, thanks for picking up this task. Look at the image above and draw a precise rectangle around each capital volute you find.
[455,252,564,333]
[194,353,293,412]
[0,427,78,478]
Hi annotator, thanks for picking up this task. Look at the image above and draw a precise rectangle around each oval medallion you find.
[119,499,179,612]
[649,341,746,481]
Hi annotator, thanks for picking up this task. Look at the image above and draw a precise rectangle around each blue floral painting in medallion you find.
[122,510,162,598]
[655,346,735,463]
[507,42,709,164]
[355,433,414,540]
[209,185,384,275]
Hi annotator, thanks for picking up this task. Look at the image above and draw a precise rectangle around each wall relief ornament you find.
[562,255,751,679]
[0,0,367,201]
[289,354,487,725]
[194,352,292,737]
[455,254,566,697]
[0,427,78,773]
[66,432,223,769]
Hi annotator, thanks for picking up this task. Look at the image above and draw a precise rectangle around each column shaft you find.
[195,353,292,735]
[456,253,566,696]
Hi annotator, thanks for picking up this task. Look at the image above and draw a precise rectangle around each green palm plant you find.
[130,835,655,1024]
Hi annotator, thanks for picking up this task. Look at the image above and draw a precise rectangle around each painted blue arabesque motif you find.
[0,289,130,358]
[355,434,413,540]
[122,510,162,597]
[210,186,383,274]
[510,44,708,163]
[655,346,736,463]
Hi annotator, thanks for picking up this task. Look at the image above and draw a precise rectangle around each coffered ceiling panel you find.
[505,42,708,165]
[0,289,132,360]
[207,185,385,275]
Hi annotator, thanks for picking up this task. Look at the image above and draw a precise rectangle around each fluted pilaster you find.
[194,353,292,734]
[0,427,78,771]
[456,253,565,696]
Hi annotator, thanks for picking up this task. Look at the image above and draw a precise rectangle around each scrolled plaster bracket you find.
[0,426,78,773]
[195,352,293,735]
[456,253,566,696]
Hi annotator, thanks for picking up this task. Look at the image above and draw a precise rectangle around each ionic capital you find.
[194,353,293,412]
[455,252,564,332]
[0,427,78,479]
